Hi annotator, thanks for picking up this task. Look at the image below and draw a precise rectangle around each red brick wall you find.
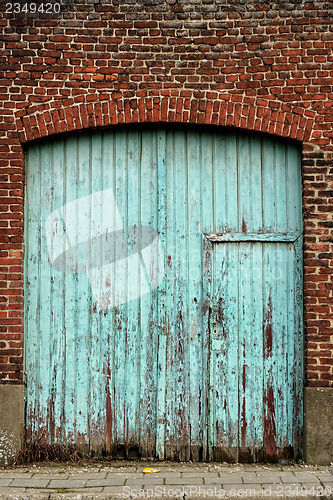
[0,0,332,386]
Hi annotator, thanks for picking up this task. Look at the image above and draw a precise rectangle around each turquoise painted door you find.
[24,126,303,461]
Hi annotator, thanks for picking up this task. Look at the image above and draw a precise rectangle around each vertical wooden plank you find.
[276,243,290,451]
[293,235,304,457]
[238,134,252,233]
[286,146,302,232]
[50,138,68,444]
[285,240,294,450]
[139,129,157,457]
[126,128,142,455]
[250,136,262,232]
[238,242,264,460]
[164,128,175,460]
[168,129,189,460]
[208,242,239,461]
[262,138,276,232]
[286,144,303,455]
[224,133,238,232]
[249,242,264,451]
[275,142,288,233]
[101,129,116,455]
[61,135,78,445]
[38,141,55,443]
[262,242,280,460]
[88,131,105,453]
[202,236,212,461]
[24,144,41,440]
[69,133,91,445]
[213,132,226,233]
[270,242,280,454]
[208,243,227,460]
[223,243,240,458]
[200,130,214,460]
[112,129,127,452]
[187,128,204,460]
[156,128,167,459]
[176,128,190,461]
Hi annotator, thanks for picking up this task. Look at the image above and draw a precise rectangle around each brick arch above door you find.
[16,91,315,145]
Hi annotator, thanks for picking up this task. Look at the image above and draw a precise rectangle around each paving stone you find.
[203,481,225,487]
[261,483,302,493]
[219,475,244,484]
[317,476,333,484]
[222,484,262,495]
[182,472,219,478]
[316,476,333,484]
[69,472,108,480]
[280,473,298,483]
[107,472,144,479]
[199,485,225,491]
[260,477,283,484]
[142,482,165,487]
[204,477,225,485]
[141,475,165,482]
[0,480,11,487]
[32,474,70,480]
[127,477,155,485]
[121,483,144,492]
[184,485,227,496]
[87,478,127,487]
[290,473,321,483]
[10,479,50,488]
[165,477,204,485]
[320,482,333,494]
[241,473,282,484]
[299,482,331,493]
[163,485,202,497]
[48,479,87,489]
[261,484,280,492]
[160,472,181,477]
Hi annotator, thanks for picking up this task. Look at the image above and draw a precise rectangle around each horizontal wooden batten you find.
[205,232,302,243]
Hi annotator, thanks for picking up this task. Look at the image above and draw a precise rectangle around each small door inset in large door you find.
[204,234,303,462]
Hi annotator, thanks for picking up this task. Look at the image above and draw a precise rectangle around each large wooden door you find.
[24,126,303,460]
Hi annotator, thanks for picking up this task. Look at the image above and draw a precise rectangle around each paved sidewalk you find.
[0,461,332,499]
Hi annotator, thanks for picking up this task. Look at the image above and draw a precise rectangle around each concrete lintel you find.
[304,387,333,465]
[0,385,24,466]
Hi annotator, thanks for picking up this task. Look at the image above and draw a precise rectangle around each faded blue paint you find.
[24,127,303,461]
